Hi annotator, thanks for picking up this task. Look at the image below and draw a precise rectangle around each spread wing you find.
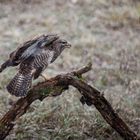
[0,34,59,73]
[0,38,38,72]
[10,38,38,62]
[10,34,58,63]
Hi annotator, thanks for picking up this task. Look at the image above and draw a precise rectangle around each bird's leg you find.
[40,74,48,81]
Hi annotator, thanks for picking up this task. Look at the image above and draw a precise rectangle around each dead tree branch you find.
[0,63,139,140]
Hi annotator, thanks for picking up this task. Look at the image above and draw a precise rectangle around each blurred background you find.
[0,0,140,139]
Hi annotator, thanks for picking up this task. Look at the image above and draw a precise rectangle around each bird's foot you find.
[40,74,48,81]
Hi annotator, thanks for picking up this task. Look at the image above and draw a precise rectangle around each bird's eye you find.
[61,39,67,43]
[60,40,68,46]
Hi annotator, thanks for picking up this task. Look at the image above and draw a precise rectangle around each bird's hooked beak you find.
[65,42,71,48]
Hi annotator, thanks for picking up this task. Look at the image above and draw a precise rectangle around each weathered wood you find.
[67,77,139,140]
[0,63,139,140]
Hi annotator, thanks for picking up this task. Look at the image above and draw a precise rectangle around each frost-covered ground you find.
[0,0,140,139]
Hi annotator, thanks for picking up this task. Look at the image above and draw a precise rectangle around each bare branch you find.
[0,63,139,140]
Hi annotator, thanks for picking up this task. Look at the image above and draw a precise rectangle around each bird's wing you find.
[0,34,59,73]
[0,38,38,72]
[10,38,38,62]
[13,34,58,60]
[40,34,59,48]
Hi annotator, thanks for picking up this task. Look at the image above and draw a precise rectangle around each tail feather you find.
[7,72,32,97]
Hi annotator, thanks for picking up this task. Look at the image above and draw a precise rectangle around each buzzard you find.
[0,34,71,97]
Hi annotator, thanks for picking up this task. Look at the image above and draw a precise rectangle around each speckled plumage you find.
[0,34,71,97]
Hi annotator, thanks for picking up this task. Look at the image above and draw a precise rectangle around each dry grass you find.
[0,0,139,139]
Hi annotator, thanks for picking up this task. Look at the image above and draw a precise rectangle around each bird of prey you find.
[0,34,71,97]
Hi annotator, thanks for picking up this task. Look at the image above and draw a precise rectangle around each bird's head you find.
[51,38,71,53]
[37,34,71,51]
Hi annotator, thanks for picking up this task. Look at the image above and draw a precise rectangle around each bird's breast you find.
[47,50,54,64]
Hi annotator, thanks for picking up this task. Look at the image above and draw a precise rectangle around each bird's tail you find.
[7,72,32,97]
